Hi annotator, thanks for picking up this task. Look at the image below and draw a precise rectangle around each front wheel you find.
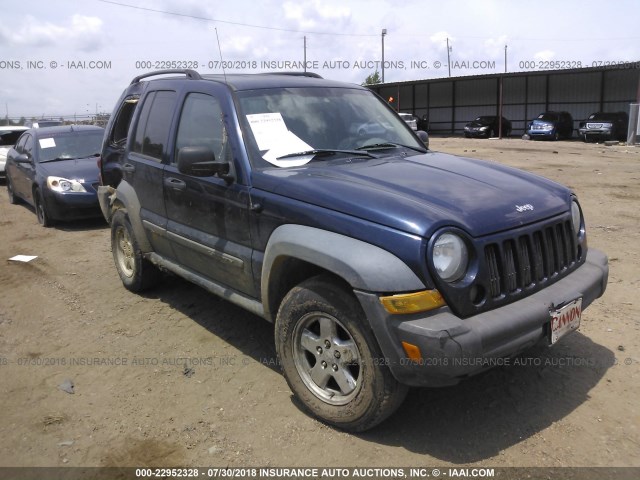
[111,209,160,292]
[34,189,53,227]
[275,275,408,432]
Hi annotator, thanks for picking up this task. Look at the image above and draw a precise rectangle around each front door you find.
[163,90,255,297]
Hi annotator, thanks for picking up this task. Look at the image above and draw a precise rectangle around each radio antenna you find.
[214,28,228,83]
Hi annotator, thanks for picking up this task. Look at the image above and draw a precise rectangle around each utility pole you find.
[381,29,387,83]
[447,38,452,77]
[304,36,307,72]
[505,45,508,73]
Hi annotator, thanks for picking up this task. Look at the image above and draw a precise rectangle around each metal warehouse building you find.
[370,65,640,136]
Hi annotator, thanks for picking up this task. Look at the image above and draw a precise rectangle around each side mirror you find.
[14,153,31,164]
[177,146,230,178]
[416,130,429,150]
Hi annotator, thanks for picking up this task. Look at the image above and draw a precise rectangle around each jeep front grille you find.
[484,220,577,299]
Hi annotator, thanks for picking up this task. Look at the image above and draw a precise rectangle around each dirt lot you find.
[0,137,638,471]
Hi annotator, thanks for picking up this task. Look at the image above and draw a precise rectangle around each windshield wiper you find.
[356,142,427,153]
[276,149,376,160]
[41,153,100,163]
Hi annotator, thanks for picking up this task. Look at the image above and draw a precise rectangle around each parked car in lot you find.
[527,111,574,140]
[0,126,29,179]
[5,125,105,226]
[98,69,607,432]
[464,115,511,138]
[398,112,418,130]
[578,112,628,142]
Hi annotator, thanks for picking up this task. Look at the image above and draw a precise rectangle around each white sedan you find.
[0,126,28,179]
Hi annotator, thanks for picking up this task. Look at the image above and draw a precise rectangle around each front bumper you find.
[356,248,608,387]
[464,129,490,138]
[579,128,614,141]
[42,188,102,221]
[527,129,555,139]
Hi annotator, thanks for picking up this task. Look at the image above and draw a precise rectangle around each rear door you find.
[124,89,178,259]
[162,88,256,297]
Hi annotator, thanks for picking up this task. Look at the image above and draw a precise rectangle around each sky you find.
[1,0,639,120]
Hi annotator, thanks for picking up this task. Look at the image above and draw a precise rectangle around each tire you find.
[6,176,19,205]
[275,274,408,432]
[553,131,560,141]
[111,209,160,292]
[34,189,53,227]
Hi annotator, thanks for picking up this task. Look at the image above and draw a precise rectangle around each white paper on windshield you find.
[39,138,56,149]
[246,113,314,167]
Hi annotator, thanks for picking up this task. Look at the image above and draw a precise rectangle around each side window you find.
[110,95,139,146]
[23,135,34,157]
[132,90,177,161]
[14,134,28,153]
[174,92,229,166]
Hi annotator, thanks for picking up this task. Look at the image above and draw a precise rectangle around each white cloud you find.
[430,31,454,49]
[282,0,351,31]
[283,2,317,29]
[534,50,555,61]
[313,1,351,20]
[0,14,104,52]
[484,35,509,56]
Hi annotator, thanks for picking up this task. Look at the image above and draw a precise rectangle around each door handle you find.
[164,177,187,191]
[122,163,136,173]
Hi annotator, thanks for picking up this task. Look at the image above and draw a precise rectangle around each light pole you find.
[446,38,452,77]
[381,28,387,83]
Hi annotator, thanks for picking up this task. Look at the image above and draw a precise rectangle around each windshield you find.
[475,116,495,123]
[236,87,424,168]
[37,131,104,162]
[537,113,559,121]
[588,113,620,121]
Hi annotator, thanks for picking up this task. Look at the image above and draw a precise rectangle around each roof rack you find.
[260,72,323,79]
[130,69,202,85]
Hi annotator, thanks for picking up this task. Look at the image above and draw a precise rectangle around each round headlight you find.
[433,233,469,282]
[571,201,582,235]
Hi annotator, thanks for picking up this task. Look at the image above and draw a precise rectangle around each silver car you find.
[398,113,418,130]
[0,126,28,179]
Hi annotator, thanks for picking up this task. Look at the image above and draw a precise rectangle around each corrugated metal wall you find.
[373,66,640,135]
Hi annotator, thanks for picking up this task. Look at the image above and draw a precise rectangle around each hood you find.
[252,152,571,238]
[39,156,100,183]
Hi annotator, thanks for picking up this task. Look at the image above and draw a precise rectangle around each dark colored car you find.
[5,125,105,226]
[578,112,628,142]
[464,115,511,138]
[98,70,607,432]
[527,111,574,140]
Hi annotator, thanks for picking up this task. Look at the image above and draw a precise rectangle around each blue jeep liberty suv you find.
[98,70,608,431]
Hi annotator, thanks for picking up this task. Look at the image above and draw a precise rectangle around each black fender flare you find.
[261,224,425,319]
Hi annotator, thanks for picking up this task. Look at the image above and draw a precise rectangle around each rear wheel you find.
[275,275,408,432]
[34,189,53,227]
[111,209,160,292]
